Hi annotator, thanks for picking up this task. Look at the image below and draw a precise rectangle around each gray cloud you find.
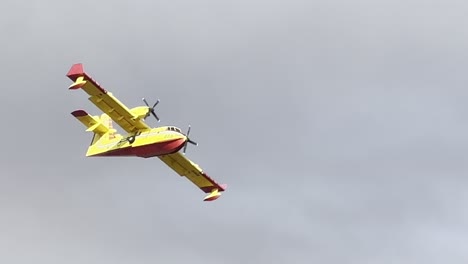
[1,0,468,263]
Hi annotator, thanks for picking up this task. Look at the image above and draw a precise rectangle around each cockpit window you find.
[167,126,181,132]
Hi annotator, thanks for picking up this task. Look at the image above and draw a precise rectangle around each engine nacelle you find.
[130,106,150,120]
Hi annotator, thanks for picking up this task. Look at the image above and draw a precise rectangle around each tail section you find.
[71,110,117,145]
[99,113,117,140]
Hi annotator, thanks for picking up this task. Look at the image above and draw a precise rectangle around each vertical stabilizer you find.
[100,113,117,141]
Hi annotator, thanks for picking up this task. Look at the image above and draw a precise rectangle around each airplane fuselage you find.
[87,126,187,158]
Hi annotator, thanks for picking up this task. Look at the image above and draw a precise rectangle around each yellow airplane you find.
[67,63,227,201]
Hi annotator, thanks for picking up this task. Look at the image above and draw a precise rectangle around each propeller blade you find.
[152,99,160,108]
[142,98,160,122]
[182,125,197,154]
[142,98,150,107]
[151,111,160,122]
[183,142,188,154]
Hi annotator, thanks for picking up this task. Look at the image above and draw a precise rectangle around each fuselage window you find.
[167,127,180,132]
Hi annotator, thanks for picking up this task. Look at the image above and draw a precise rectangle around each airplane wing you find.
[66,63,151,134]
[159,152,227,201]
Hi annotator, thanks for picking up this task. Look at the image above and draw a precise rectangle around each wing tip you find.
[201,183,227,201]
[201,173,227,192]
[66,63,108,94]
[67,63,84,81]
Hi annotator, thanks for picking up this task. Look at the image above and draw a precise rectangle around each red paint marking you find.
[133,138,186,157]
[66,63,84,80]
[200,174,227,193]
[71,110,88,117]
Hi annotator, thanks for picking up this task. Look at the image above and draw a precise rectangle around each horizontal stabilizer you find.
[71,110,109,135]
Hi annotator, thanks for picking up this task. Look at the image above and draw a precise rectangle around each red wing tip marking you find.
[71,110,88,117]
[66,63,108,94]
[201,184,227,193]
[67,63,84,81]
[200,173,227,192]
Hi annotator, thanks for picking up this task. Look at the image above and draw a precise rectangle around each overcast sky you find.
[1,0,468,263]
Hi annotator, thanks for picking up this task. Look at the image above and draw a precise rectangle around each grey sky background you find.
[1,0,468,263]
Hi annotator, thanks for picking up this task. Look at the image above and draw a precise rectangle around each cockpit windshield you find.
[167,126,182,133]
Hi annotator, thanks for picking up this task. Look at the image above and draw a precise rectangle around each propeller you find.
[183,125,198,154]
[142,98,160,122]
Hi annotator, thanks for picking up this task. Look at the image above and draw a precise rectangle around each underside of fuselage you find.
[91,137,186,158]
[85,127,188,158]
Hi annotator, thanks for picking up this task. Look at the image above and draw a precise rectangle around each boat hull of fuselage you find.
[90,138,186,158]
